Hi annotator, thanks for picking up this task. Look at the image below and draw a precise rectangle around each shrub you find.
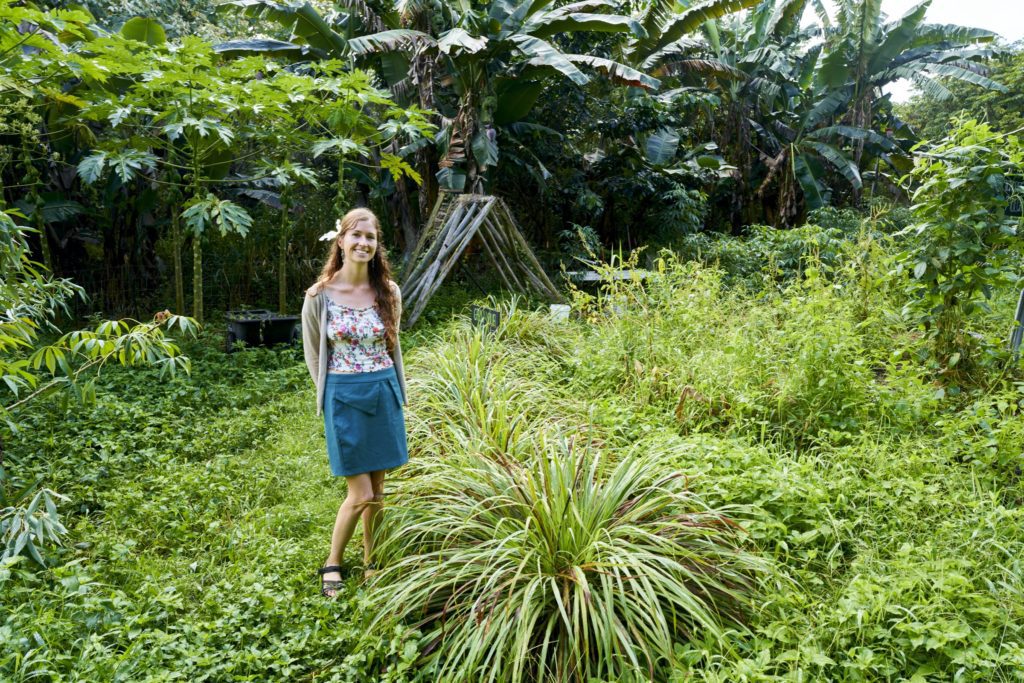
[896,118,1024,375]
[369,437,768,683]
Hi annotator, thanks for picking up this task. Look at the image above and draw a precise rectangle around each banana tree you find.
[633,0,835,227]
[817,0,1004,183]
[220,0,658,194]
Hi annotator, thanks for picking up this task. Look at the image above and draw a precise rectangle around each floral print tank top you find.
[326,300,394,373]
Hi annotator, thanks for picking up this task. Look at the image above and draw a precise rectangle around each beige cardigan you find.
[300,284,408,416]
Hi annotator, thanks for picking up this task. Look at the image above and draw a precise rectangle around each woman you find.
[301,207,408,598]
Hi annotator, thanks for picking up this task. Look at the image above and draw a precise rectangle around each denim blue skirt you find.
[324,367,408,477]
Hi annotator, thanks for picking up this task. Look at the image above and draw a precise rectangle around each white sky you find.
[806,0,1024,102]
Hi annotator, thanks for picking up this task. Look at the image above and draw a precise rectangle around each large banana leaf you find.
[805,88,851,128]
[437,28,487,55]
[638,0,675,43]
[527,13,645,40]
[810,125,897,152]
[798,44,822,89]
[644,127,680,166]
[494,78,544,125]
[630,0,762,62]
[793,153,826,210]
[566,54,659,89]
[906,24,997,52]
[767,0,809,39]
[657,59,746,81]
[879,62,1007,97]
[639,36,706,70]
[865,1,929,75]
[918,62,1007,91]
[213,39,312,58]
[222,1,349,56]
[816,44,849,88]
[349,29,435,56]
[511,35,589,86]
[803,140,861,189]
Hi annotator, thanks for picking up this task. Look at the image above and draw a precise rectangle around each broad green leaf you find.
[645,128,680,166]
[119,17,167,46]
[512,35,589,86]
[566,54,659,89]
[437,28,487,55]
[494,79,544,125]
[212,39,311,59]
[471,130,499,170]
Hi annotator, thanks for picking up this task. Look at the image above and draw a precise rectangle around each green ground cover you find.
[3,251,1024,681]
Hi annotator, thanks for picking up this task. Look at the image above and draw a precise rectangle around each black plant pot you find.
[225,309,300,352]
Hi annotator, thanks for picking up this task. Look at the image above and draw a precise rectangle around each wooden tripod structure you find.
[400,193,563,328]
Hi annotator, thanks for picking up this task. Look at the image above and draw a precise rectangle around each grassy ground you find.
[3,260,1024,681]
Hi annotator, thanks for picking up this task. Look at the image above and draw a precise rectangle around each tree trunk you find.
[413,13,438,222]
[192,234,203,324]
[172,207,184,314]
[278,195,289,315]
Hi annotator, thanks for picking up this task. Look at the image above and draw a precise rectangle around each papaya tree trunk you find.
[278,192,290,315]
[192,234,203,324]
[171,207,184,314]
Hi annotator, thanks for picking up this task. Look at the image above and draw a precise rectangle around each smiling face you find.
[339,218,378,264]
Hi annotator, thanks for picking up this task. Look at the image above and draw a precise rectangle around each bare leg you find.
[322,473,375,597]
[362,470,386,568]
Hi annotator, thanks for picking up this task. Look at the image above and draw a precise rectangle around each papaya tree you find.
[77,34,299,322]
[220,0,658,199]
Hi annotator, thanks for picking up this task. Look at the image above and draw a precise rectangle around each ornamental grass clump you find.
[370,436,768,682]
[405,327,569,462]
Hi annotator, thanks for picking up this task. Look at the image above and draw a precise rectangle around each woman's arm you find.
[300,290,320,385]
[390,281,408,405]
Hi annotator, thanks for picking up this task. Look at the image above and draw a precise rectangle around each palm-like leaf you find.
[512,35,589,86]
[630,0,764,63]
[527,13,644,40]
[348,29,435,56]
[370,439,766,682]
[437,27,488,55]
[658,58,746,81]
[222,0,348,56]
[566,54,660,89]
[810,125,897,152]
[802,140,861,188]
[212,38,312,58]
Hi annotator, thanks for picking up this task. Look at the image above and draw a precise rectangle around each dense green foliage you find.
[3,211,1023,678]
[4,0,1024,679]
[3,0,1016,318]
[896,119,1024,374]
[898,50,1024,144]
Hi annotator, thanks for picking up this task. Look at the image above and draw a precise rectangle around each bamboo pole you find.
[480,216,526,292]
[402,202,468,294]
[405,196,496,327]
[496,199,563,301]
[476,229,514,292]
[403,201,481,307]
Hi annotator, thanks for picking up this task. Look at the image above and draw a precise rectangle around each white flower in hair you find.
[318,219,343,242]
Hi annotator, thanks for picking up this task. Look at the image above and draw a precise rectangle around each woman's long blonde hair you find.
[313,208,398,352]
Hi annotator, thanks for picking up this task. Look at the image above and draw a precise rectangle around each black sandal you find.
[318,564,344,598]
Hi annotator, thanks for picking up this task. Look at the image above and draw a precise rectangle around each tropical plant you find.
[898,48,1024,143]
[817,0,1004,181]
[369,436,767,682]
[895,118,1024,374]
[222,0,658,195]
[0,216,195,435]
